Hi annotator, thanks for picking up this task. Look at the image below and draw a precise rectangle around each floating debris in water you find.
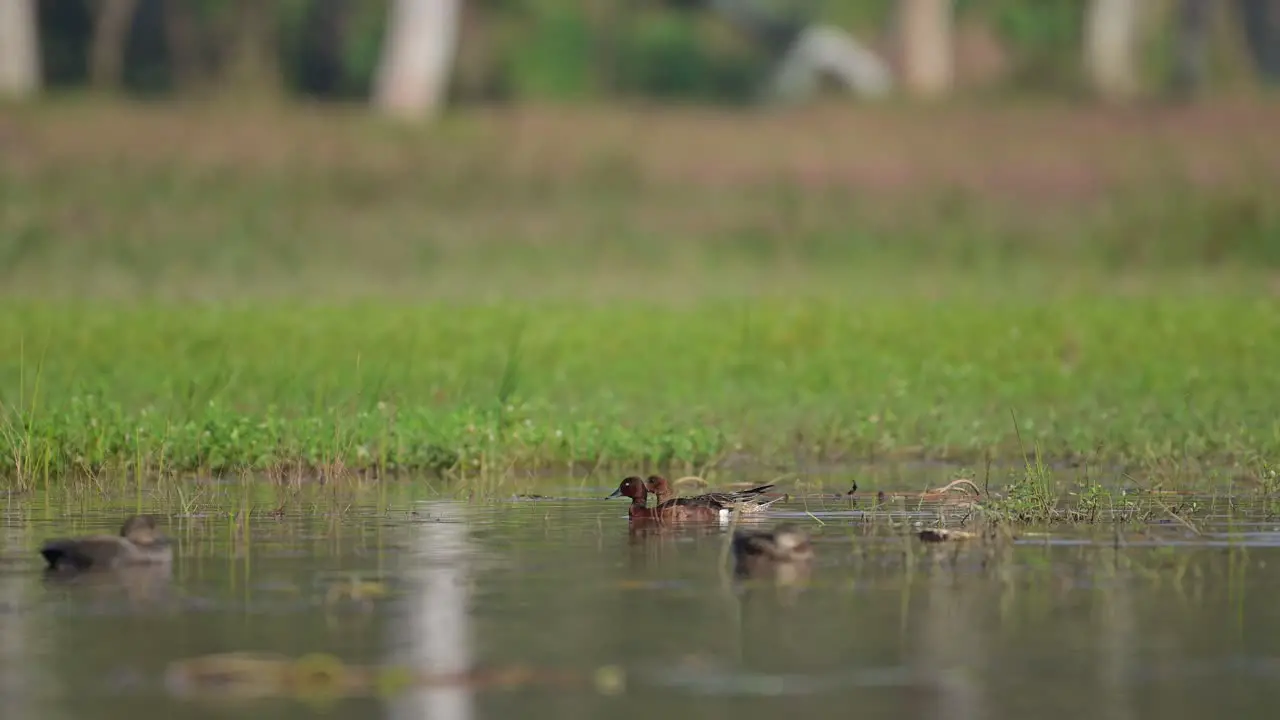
[917,528,977,543]
[593,665,626,695]
[164,651,628,703]
[645,659,926,696]
[320,575,391,609]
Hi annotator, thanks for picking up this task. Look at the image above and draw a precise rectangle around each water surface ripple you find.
[2,485,1280,719]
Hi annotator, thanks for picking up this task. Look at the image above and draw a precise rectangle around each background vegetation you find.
[27,0,1279,103]
[2,1,1279,490]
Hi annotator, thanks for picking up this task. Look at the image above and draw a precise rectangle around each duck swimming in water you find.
[40,514,174,572]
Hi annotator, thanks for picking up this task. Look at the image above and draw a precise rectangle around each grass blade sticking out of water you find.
[986,409,1060,524]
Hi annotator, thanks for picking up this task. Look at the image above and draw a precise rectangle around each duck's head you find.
[644,476,672,496]
[119,514,163,545]
[607,476,647,501]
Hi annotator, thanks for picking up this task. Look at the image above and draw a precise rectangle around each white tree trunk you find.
[899,0,954,99]
[0,0,41,99]
[1084,0,1142,99]
[373,0,460,121]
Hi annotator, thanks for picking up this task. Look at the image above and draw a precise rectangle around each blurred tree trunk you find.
[374,0,460,121]
[1237,0,1280,83]
[299,0,355,96]
[585,0,619,95]
[162,0,206,93]
[0,0,40,99]
[89,0,140,92]
[898,0,954,99]
[1084,0,1142,99]
[222,0,282,99]
[1171,0,1210,96]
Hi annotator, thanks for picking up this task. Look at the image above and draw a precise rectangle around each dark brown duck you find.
[40,514,174,572]
[644,476,783,515]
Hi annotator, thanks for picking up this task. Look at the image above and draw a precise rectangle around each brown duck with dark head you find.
[607,476,722,523]
[645,476,782,515]
[40,514,174,572]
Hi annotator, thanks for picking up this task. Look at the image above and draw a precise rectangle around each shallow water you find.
[3,481,1280,719]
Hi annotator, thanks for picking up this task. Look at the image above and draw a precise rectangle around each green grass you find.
[1,293,1277,486]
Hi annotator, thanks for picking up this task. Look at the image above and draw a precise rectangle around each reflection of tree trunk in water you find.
[388,501,474,720]
[89,0,140,92]
[0,528,35,717]
[917,562,984,720]
[162,0,205,93]
[1096,550,1136,720]
[1171,0,1210,96]
[223,0,283,100]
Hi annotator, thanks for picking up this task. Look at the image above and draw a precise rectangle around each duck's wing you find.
[697,484,778,507]
[713,483,778,503]
[739,494,785,511]
[656,495,728,511]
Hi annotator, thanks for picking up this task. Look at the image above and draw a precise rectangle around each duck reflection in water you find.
[730,523,815,604]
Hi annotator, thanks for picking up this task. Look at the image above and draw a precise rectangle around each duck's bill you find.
[606,488,623,499]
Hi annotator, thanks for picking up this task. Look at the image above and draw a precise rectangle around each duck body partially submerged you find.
[40,515,174,572]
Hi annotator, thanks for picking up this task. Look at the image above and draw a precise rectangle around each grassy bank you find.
[1,101,1279,488]
[2,294,1277,485]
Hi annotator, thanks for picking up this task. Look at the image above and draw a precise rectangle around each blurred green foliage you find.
[33,0,1173,102]
[503,2,595,99]
[971,0,1085,90]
